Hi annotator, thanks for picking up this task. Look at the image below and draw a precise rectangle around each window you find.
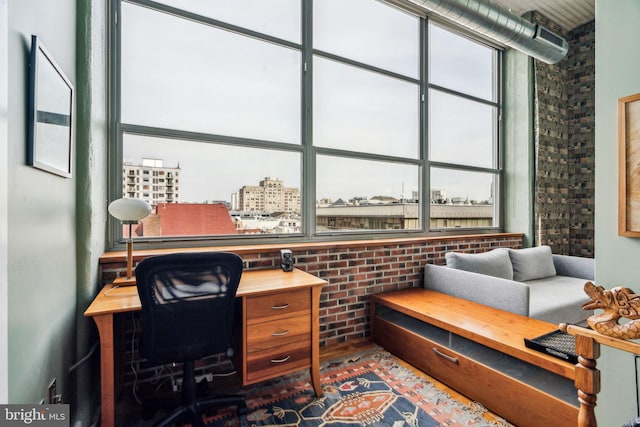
[427,22,501,229]
[121,2,300,142]
[312,57,419,159]
[110,0,501,244]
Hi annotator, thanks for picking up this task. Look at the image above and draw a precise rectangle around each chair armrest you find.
[552,254,594,281]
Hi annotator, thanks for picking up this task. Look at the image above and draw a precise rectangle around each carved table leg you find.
[574,335,601,427]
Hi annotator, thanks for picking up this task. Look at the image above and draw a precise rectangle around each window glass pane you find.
[113,1,503,242]
[152,0,301,43]
[313,0,419,78]
[429,22,496,101]
[123,134,302,236]
[316,156,420,232]
[430,168,496,229]
[313,57,420,159]
[429,89,496,169]
[121,2,301,144]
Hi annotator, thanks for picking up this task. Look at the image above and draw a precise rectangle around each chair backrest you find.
[135,252,243,364]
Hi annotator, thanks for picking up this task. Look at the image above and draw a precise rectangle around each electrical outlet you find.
[199,373,214,383]
[172,373,213,392]
[48,379,56,404]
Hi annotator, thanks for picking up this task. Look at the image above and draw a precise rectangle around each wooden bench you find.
[370,288,578,427]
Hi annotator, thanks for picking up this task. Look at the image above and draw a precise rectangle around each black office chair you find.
[135,252,246,427]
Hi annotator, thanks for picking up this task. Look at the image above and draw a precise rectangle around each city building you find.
[232,213,301,234]
[317,204,419,231]
[236,177,300,214]
[316,203,493,231]
[430,204,494,228]
[140,203,237,237]
[122,158,180,206]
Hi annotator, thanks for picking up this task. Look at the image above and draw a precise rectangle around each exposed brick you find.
[101,234,523,390]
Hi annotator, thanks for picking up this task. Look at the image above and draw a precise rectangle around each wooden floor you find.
[320,337,374,361]
[323,338,511,425]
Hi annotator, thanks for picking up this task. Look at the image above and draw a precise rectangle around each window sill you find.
[100,232,523,264]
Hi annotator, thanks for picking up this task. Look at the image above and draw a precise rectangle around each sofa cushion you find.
[526,275,593,325]
[445,248,513,280]
[424,264,529,316]
[509,246,556,282]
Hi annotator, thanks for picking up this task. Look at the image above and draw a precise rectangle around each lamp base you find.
[113,276,136,286]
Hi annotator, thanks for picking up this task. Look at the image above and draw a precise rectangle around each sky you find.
[121,0,497,204]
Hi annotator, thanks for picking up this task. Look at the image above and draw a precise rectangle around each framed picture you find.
[618,93,640,237]
[27,35,74,178]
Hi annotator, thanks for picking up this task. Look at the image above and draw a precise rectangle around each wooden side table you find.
[561,323,640,427]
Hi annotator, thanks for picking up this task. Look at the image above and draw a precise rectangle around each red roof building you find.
[139,203,237,237]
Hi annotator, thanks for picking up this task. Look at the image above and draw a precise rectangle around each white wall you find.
[7,0,77,404]
[595,0,640,424]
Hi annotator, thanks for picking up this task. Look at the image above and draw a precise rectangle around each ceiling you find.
[490,0,595,31]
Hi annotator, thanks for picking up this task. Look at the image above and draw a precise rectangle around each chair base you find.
[141,384,246,426]
[154,394,246,427]
[143,361,246,426]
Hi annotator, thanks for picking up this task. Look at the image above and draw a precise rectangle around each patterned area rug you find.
[207,347,512,426]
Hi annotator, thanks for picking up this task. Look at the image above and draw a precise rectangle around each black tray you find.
[524,329,578,364]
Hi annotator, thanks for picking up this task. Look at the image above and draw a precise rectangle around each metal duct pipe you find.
[406,0,568,64]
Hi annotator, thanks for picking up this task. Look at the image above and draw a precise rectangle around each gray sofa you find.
[423,246,594,325]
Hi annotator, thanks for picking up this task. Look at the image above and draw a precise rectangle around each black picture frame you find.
[27,35,74,178]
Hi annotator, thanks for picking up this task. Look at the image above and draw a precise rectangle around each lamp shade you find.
[108,198,151,223]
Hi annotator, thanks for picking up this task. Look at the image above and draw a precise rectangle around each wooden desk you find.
[85,268,326,427]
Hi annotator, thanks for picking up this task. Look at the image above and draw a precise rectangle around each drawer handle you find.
[432,348,458,364]
[272,330,289,336]
[270,355,291,364]
[271,304,290,310]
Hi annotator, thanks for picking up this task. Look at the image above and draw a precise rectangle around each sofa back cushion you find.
[445,248,513,280]
[508,245,556,281]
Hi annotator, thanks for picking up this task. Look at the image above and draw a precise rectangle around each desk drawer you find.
[246,341,310,382]
[247,314,310,352]
[246,289,310,323]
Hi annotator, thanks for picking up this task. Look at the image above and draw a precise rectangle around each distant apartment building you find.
[430,203,494,228]
[316,203,493,231]
[122,158,180,206]
[431,189,447,204]
[316,204,420,231]
[236,177,301,214]
[233,213,301,235]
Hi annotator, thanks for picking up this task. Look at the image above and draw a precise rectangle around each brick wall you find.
[99,233,522,392]
[567,20,596,258]
[533,13,595,257]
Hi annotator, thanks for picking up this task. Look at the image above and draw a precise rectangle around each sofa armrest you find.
[552,254,594,281]
[423,264,530,317]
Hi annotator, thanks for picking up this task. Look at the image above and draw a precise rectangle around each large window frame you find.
[108,0,503,248]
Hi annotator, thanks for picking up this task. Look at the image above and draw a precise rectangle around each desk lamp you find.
[108,197,151,285]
